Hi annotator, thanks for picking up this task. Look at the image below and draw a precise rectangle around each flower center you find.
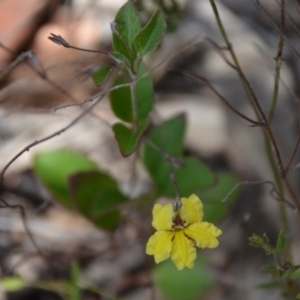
[172,212,186,231]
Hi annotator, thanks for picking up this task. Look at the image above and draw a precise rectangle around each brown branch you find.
[181,71,265,126]
[0,197,44,259]
[0,92,106,180]
[48,33,109,55]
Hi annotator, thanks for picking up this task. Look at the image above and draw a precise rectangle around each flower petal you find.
[152,203,174,231]
[170,231,196,270]
[184,222,222,249]
[180,194,203,225]
[146,231,175,264]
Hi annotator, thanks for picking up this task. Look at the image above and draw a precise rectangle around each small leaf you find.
[92,65,112,86]
[112,33,132,62]
[110,52,131,69]
[93,210,122,231]
[133,11,165,58]
[249,241,260,248]
[262,264,277,273]
[153,255,215,300]
[276,230,285,253]
[110,63,154,123]
[145,114,186,157]
[262,233,270,244]
[34,150,98,208]
[68,171,126,230]
[69,171,126,214]
[297,293,300,299]
[147,156,213,197]
[110,76,133,122]
[113,119,149,156]
[144,115,214,197]
[114,1,141,48]
[1,276,26,292]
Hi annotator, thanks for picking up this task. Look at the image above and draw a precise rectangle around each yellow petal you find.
[170,231,196,270]
[180,194,203,225]
[184,222,222,249]
[152,203,174,231]
[146,231,175,264]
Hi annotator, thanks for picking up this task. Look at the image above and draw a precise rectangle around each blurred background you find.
[0,0,300,299]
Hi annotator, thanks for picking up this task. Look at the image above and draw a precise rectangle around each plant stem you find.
[208,0,300,224]
[268,0,285,123]
[130,74,138,131]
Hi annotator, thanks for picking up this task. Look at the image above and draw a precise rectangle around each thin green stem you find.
[130,74,138,131]
[208,0,261,120]
[208,0,300,224]
[264,132,287,232]
[268,0,285,123]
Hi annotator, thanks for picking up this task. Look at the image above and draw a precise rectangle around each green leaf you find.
[92,65,112,86]
[113,119,149,156]
[110,76,132,122]
[297,293,300,299]
[68,171,126,230]
[152,157,213,197]
[110,52,131,69]
[199,172,240,223]
[276,230,285,254]
[94,210,122,231]
[153,255,215,300]
[262,264,277,273]
[145,114,186,156]
[0,276,26,292]
[112,33,132,62]
[114,1,141,48]
[69,171,127,215]
[255,282,282,290]
[133,11,165,58]
[144,115,214,197]
[34,150,98,208]
[110,63,154,123]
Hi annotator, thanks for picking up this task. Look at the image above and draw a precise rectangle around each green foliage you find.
[144,115,214,197]
[248,233,274,255]
[69,171,126,229]
[113,119,149,156]
[0,276,26,292]
[276,230,285,254]
[34,150,98,208]
[110,63,154,123]
[34,150,126,230]
[92,65,112,86]
[153,255,215,300]
[133,11,165,58]
[199,172,241,223]
[114,1,141,50]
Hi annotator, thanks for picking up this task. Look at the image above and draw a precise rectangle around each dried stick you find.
[0,92,106,180]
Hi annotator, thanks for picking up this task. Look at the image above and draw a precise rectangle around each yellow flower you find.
[146,194,222,270]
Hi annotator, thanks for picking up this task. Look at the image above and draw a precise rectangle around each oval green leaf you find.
[113,119,149,156]
[114,1,141,48]
[133,11,165,58]
[34,150,98,208]
[110,63,154,123]
[93,65,112,86]
[153,255,215,300]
